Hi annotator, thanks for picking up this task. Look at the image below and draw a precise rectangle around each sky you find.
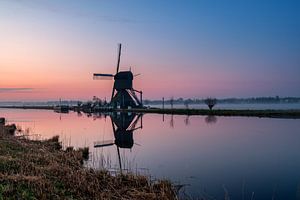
[0,0,299,101]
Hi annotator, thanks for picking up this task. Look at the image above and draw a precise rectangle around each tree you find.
[170,97,174,109]
[184,100,189,109]
[204,98,217,110]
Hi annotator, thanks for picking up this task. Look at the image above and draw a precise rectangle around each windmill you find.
[93,44,143,109]
[94,112,143,173]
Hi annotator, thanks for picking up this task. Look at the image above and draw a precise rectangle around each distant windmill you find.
[93,44,143,109]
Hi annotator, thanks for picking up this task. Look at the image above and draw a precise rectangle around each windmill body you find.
[93,44,143,109]
[114,71,133,90]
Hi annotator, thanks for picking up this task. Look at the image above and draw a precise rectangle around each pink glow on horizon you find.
[0,29,292,100]
[0,22,293,100]
[0,67,276,101]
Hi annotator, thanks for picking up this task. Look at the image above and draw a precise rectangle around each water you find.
[1,108,300,199]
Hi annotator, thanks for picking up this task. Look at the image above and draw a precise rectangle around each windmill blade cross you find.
[93,73,114,80]
[116,43,122,74]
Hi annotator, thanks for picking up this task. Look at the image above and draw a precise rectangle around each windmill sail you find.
[93,73,114,80]
[116,43,122,74]
[111,43,122,101]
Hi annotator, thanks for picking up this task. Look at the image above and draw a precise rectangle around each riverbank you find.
[127,108,300,118]
[0,121,176,199]
[1,105,300,118]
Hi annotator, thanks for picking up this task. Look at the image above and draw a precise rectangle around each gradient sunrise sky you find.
[0,0,299,101]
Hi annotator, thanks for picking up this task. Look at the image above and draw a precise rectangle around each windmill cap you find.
[114,71,133,80]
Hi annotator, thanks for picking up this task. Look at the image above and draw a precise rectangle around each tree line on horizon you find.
[0,96,300,106]
[143,96,300,105]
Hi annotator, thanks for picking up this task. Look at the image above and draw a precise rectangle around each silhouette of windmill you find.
[94,112,143,173]
[93,44,143,109]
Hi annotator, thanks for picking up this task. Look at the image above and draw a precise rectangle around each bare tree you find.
[170,97,174,109]
[93,96,102,107]
[184,100,189,109]
[204,98,217,110]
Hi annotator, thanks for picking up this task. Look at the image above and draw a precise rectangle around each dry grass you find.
[0,124,176,200]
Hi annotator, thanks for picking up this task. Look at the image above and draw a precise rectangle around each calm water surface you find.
[1,108,300,199]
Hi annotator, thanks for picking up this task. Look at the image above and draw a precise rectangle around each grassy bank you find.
[0,123,176,199]
[125,108,300,119]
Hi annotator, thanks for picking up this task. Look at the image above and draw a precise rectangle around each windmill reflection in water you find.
[94,112,143,173]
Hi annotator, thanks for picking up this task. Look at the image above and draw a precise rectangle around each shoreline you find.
[128,108,300,119]
[1,105,300,119]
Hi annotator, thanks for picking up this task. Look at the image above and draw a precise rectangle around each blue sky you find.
[0,0,299,100]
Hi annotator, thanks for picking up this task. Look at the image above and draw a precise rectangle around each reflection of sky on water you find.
[1,108,300,199]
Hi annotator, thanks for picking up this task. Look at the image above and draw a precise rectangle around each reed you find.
[0,125,176,199]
